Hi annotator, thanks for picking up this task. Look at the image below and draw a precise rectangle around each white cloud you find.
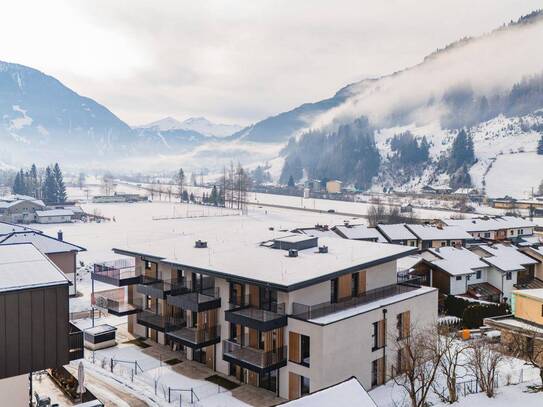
[0,0,540,126]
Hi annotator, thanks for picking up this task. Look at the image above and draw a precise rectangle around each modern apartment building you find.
[0,243,83,406]
[94,220,437,399]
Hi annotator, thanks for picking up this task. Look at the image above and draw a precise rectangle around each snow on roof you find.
[443,216,536,233]
[35,209,74,217]
[396,255,422,273]
[513,288,543,302]
[309,286,435,324]
[113,219,416,290]
[0,194,45,207]
[0,231,86,254]
[428,247,488,276]
[279,377,377,407]
[376,223,417,241]
[488,317,543,334]
[334,224,386,242]
[0,221,40,236]
[0,243,70,292]
[406,224,472,241]
[297,227,339,239]
[479,244,538,272]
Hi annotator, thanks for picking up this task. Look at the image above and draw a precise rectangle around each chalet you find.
[442,216,536,242]
[0,195,45,223]
[0,244,83,405]
[376,224,418,247]
[421,185,452,195]
[405,224,472,250]
[93,217,437,397]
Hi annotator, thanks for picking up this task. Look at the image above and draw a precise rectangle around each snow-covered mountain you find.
[139,116,242,137]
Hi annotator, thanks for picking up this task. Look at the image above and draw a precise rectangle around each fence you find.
[86,353,227,405]
[456,368,538,397]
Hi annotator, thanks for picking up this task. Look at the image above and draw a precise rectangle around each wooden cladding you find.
[337,274,351,301]
[249,285,259,307]
[398,311,410,339]
[373,319,386,350]
[289,332,300,363]
[289,372,301,400]
[372,356,386,387]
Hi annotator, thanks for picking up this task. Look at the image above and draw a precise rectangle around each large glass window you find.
[300,334,310,367]
[351,273,359,298]
[330,278,338,303]
[260,370,278,392]
[300,376,310,396]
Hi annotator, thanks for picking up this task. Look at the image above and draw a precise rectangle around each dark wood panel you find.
[56,286,69,365]
[44,288,57,369]
[18,291,32,373]
[31,290,45,370]
[0,296,6,378]
[5,293,20,377]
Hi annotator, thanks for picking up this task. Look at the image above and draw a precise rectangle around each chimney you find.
[57,230,63,241]
[195,240,208,248]
[288,248,298,257]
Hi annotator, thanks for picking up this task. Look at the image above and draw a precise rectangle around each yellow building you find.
[511,289,543,325]
[326,180,342,194]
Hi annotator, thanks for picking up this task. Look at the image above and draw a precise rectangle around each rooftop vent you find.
[273,235,318,251]
[288,249,298,257]
[318,245,328,254]
[195,240,208,248]
[269,227,274,231]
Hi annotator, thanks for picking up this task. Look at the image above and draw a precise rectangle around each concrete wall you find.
[449,274,468,295]
[513,293,543,325]
[281,288,438,395]
[0,374,28,407]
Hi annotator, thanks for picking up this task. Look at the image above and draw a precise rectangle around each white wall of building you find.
[0,374,28,407]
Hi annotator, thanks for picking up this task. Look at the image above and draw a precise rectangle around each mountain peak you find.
[138,116,242,137]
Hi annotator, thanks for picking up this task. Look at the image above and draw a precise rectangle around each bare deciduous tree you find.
[466,338,503,398]
[391,325,445,407]
[504,329,543,390]
[432,328,470,403]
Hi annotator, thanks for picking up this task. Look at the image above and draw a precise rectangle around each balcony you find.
[225,296,287,331]
[68,323,84,361]
[168,284,221,312]
[291,282,420,322]
[94,293,141,316]
[167,325,221,349]
[136,310,185,332]
[137,278,173,299]
[222,340,287,373]
[92,258,140,287]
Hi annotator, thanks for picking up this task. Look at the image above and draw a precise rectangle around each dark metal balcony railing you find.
[226,294,286,330]
[92,258,139,286]
[94,295,142,316]
[68,323,84,361]
[165,277,215,295]
[222,340,287,370]
[292,282,420,321]
[136,310,185,332]
[167,325,221,348]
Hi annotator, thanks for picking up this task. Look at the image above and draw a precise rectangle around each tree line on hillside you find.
[280,118,380,189]
[12,163,67,203]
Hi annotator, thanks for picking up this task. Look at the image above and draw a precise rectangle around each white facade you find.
[0,374,28,407]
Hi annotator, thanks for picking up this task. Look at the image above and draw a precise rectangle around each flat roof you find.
[35,209,74,217]
[0,243,70,293]
[113,219,416,291]
[0,221,40,236]
[513,289,543,302]
[334,224,386,242]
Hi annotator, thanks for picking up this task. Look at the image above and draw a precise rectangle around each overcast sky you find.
[0,1,541,126]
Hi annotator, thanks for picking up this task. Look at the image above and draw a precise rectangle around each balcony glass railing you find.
[92,258,138,282]
[292,282,420,321]
[136,310,185,332]
[222,340,287,369]
[167,325,221,346]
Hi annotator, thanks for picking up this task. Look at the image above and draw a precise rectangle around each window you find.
[351,272,359,298]
[476,270,482,279]
[145,260,152,269]
[301,376,310,396]
[409,241,415,247]
[519,229,523,235]
[441,241,447,247]
[330,278,338,303]
[372,320,386,351]
[300,335,310,367]
[541,304,543,317]
[510,230,514,236]
[466,274,471,281]
[456,276,462,281]
[484,232,490,238]
[506,272,512,280]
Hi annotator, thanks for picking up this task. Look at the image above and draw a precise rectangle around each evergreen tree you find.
[12,171,24,195]
[537,133,543,155]
[182,190,189,202]
[210,185,219,206]
[53,163,67,202]
[189,192,195,202]
[287,175,295,187]
[448,129,475,174]
[42,166,58,203]
[29,164,38,198]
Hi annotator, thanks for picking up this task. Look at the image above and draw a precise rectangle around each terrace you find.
[92,258,140,286]
[167,325,221,349]
[222,340,287,373]
[225,295,287,331]
[136,310,186,332]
